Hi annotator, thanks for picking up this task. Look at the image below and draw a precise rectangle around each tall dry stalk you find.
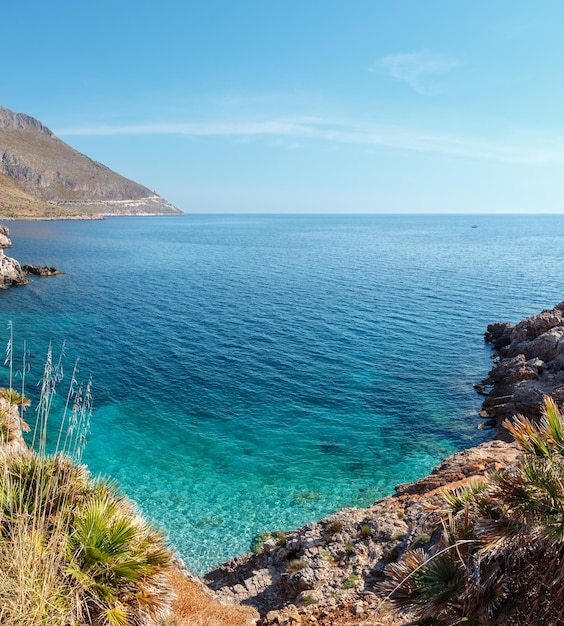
[0,329,173,626]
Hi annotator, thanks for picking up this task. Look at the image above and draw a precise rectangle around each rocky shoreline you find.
[203,441,520,625]
[198,302,564,625]
[478,301,564,439]
[1,219,562,624]
[0,225,62,287]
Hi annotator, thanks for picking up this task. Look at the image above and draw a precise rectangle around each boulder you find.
[482,302,564,436]
[0,249,30,287]
[22,264,62,276]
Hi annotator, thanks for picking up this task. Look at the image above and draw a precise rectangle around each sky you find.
[3,1,564,213]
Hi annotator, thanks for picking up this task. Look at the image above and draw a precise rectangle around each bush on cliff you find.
[0,449,173,626]
[382,396,564,625]
[0,346,174,626]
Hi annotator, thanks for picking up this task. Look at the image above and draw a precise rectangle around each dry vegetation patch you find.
[165,569,258,626]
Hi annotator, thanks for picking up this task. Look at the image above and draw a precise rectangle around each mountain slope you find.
[0,106,182,217]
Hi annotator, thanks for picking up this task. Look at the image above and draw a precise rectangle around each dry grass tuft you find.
[164,569,258,626]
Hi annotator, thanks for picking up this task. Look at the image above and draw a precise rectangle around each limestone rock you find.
[0,249,30,287]
[22,264,62,276]
[0,225,12,248]
[0,225,61,286]
[482,301,564,437]
[202,440,518,625]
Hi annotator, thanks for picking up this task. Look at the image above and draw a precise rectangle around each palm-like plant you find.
[67,492,172,626]
[0,453,173,626]
[382,396,564,625]
[0,339,175,625]
[0,387,31,409]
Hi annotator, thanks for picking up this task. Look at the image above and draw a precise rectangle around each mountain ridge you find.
[0,106,182,217]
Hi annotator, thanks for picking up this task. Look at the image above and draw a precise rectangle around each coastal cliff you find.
[0,106,182,218]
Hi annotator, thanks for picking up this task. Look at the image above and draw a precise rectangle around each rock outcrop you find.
[0,106,182,217]
[203,441,520,625]
[0,225,62,287]
[479,301,564,439]
[0,225,29,287]
[0,396,31,459]
[22,264,63,277]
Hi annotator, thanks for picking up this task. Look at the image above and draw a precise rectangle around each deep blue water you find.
[1,213,562,573]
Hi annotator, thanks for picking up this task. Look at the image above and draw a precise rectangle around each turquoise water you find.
[1,213,563,573]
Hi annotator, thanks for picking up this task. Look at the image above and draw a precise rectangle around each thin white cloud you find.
[376,50,460,94]
[56,118,564,166]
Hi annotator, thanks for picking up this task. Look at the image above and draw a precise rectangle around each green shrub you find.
[341,573,359,589]
[0,452,173,626]
[383,546,400,563]
[301,594,319,605]
[250,531,272,553]
[381,397,564,626]
[360,523,372,538]
[272,530,287,546]
[411,533,431,548]
[0,340,174,626]
[327,520,343,535]
[287,559,308,572]
[0,388,31,408]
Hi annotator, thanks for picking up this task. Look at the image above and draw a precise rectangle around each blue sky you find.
[3,1,564,213]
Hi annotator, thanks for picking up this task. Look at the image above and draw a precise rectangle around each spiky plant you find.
[382,396,564,625]
[0,336,174,626]
[0,387,31,408]
[67,491,172,626]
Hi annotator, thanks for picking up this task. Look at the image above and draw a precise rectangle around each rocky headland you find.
[0,225,30,287]
[0,106,182,218]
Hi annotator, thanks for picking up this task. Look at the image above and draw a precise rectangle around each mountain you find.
[0,106,182,218]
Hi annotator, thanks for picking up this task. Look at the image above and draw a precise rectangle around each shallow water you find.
[1,213,562,573]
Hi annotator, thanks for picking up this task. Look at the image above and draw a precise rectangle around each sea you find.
[1,213,562,573]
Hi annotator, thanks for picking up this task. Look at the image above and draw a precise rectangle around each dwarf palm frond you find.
[67,490,172,626]
[0,388,31,409]
[503,413,552,457]
[383,396,564,625]
[442,480,488,515]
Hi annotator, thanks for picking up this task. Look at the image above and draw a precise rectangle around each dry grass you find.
[0,172,81,218]
[0,341,174,625]
[164,569,258,626]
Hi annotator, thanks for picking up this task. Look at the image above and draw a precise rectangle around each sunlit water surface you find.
[1,214,562,573]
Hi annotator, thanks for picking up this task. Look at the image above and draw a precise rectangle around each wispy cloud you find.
[56,118,564,166]
[375,50,460,94]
